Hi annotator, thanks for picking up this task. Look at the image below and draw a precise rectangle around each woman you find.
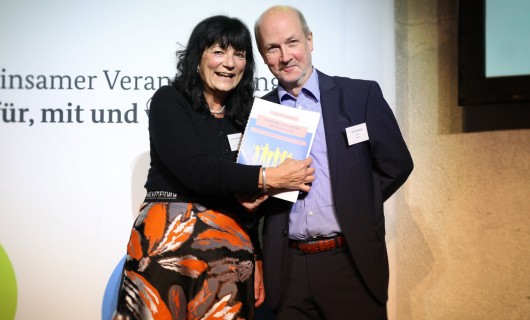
[114,15,314,320]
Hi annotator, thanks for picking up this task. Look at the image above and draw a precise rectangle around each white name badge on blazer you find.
[227,133,242,151]
[346,123,369,146]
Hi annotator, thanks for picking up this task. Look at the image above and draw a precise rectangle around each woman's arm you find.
[248,221,265,307]
[149,86,260,195]
[150,86,315,196]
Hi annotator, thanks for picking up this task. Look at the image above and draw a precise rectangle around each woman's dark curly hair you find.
[172,15,256,129]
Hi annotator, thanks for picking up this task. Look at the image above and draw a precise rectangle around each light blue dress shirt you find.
[277,67,342,240]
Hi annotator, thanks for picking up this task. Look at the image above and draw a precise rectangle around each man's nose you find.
[280,48,291,62]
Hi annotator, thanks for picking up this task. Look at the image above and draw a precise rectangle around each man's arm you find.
[366,81,414,201]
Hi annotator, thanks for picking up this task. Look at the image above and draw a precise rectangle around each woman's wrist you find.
[260,166,279,191]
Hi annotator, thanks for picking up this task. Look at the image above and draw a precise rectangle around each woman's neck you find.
[204,91,226,115]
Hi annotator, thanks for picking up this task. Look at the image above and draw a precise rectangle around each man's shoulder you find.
[317,70,374,89]
[258,90,278,102]
[316,71,385,102]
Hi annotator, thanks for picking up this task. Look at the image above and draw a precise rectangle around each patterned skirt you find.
[114,202,255,320]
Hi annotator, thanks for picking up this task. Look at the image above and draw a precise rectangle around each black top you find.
[144,85,261,220]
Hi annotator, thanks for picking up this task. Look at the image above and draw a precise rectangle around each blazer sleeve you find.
[365,81,413,201]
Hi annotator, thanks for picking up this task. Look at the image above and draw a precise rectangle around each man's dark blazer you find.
[258,70,413,308]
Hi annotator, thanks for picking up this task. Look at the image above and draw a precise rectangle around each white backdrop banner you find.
[0,0,395,319]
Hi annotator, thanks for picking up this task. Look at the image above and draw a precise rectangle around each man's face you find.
[257,10,313,95]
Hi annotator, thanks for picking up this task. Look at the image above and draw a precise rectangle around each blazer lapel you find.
[317,71,340,189]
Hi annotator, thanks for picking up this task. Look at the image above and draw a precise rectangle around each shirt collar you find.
[278,67,320,103]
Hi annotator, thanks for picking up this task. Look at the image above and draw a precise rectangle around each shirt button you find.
[308,211,314,216]
[217,131,223,136]
[222,149,229,154]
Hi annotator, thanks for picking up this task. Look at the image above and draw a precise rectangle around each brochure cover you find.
[237,97,321,202]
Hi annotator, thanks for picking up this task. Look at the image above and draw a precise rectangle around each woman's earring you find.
[197,66,200,73]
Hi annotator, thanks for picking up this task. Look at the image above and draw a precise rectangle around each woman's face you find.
[199,44,246,102]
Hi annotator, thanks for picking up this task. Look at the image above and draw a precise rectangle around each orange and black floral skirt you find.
[114,201,255,320]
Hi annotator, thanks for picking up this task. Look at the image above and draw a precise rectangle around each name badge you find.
[345,123,369,146]
[227,133,242,151]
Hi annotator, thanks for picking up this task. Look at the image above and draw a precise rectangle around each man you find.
[254,6,414,319]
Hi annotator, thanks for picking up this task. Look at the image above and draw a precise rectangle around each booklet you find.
[237,97,321,202]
